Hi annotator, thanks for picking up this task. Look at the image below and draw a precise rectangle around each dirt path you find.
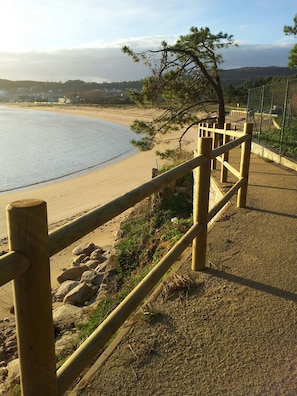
[71,152,297,395]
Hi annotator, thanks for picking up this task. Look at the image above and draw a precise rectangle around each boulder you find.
[94,262,107,273]
[53,304,86,331]
[53,280,80,302]
[57,266,88,283]
[1,358,20,393]
[90,248,104,260]
[72,242,95,256]
[85,259,101,270]
[71,254,87,267]
[80,270,105,286]
[102,245,112,257]
[63,282,98,306]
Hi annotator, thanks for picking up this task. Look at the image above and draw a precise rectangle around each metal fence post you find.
[220,123,231,183]
[280,78,289,155]
[192,137,212,271]
[7,199,57,395]
[237,123,253,208]
[212,123,219,170]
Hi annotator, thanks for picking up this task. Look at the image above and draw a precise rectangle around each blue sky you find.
[0,0,296,82]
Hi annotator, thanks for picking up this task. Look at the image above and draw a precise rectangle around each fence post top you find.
[198,136,213,147]
[7,199,46,209]
[199,136,212,142]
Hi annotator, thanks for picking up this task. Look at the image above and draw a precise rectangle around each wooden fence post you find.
[220,123,231,183]
[7,199,57,395]
[237,123,253,208]
[192,137,212,271]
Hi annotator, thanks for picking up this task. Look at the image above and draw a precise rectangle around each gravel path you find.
[70,152,297,396]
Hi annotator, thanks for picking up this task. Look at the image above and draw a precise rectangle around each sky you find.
[0,0,296,83]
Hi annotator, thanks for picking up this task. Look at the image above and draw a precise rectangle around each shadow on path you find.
[245,206,297,219]
[206,267,297,303]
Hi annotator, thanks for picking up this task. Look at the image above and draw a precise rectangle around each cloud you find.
[0,48,150,82]
[82,35,176,50]
[0,43,292,83]
[220,44,292,69]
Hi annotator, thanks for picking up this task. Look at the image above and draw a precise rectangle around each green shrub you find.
[77,157,194,341]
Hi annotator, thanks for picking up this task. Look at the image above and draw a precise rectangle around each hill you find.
[220,66,296,86]
[0,67,296,103]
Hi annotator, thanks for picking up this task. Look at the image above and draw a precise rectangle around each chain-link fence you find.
[246,78,297,160]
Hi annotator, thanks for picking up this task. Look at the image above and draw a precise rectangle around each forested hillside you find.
[0,67,295,104]
[220,66,296,86]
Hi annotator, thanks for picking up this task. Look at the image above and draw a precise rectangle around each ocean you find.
[0,107,138,192]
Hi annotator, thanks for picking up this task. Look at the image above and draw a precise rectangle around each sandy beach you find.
[0,105,198,317]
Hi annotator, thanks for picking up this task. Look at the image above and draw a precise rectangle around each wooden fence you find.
[0,122,253,395]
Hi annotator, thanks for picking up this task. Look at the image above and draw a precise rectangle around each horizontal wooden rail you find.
[57,222,203,395]
[207,177,245,222]
[211,134,248,158]
[49,154,207,256]
[216,157,241,179]
[0,251,30,286]
[199,125,245,138]
[49,132,249,258]
[222,130,245,138]
[1,123,253,396]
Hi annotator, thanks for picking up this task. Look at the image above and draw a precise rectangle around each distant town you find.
[0,79,143,105]
[0,67,295,105]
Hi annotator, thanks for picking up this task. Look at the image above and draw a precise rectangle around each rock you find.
[5,341,17,357]
[0,320,17,370]
[96,256,119,302]
[81,255,91,264]
[71,254,87,267]
[72,242,95,256]
[63,282,98,306]
[90,248,104,260]
[55,331,78,356]
[3,358,20,390]
[95,262,107,273]
[80,269,95,283]
[0,365,8,385]
[102,245,112,257]
[85,259,102,270]
[80,270,105,286]
[53,304,86,331]
[57,266,88,283]
[53,280,80,302]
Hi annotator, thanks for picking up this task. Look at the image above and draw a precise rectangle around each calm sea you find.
[0,107,138,192]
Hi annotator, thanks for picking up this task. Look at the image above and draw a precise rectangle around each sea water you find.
[0,107,138,192]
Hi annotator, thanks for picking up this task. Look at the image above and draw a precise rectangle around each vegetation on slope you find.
[77,152,193,340]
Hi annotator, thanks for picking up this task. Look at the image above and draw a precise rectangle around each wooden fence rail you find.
[0,122,253,395]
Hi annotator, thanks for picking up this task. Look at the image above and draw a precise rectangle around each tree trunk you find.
[217,91,225,128]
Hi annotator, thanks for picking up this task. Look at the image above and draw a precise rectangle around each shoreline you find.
[0,104,197,317]
[0,105,164,239]
[0,146,137,194]
[0,104,139,193]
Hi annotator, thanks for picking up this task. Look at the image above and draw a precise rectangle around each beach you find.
[0,105,198,317]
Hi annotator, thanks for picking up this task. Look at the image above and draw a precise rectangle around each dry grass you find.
[161,273,195,301]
